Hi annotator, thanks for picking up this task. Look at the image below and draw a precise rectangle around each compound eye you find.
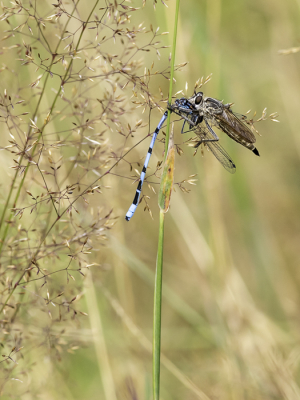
[195,93,203,105]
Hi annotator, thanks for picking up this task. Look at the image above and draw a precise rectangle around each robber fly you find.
[125,92,259,220]
[169,92,259,170]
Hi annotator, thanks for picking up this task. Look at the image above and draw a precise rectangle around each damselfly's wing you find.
[215,108,256,144]
[194,124,236,174]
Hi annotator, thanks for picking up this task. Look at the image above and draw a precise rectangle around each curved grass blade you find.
[158,124,175,213]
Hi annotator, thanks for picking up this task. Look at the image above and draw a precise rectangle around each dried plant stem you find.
[0,0,83,250]
[153,1,180,399]
[0,140,139,316]
[0,97,157,314]
[0,2,101,318]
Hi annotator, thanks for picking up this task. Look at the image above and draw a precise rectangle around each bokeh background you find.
[2,0,300,399]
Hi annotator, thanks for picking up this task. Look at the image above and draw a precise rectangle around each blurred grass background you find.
[2,0,300,399]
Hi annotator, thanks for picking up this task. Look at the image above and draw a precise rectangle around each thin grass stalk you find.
[153,209,165,400]
[85,273,117,400]
[153,1,180,399]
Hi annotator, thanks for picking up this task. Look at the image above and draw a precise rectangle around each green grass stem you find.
[153,1,180,399]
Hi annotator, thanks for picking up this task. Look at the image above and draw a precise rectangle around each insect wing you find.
[195,125,236,174]
[216,108,256,144]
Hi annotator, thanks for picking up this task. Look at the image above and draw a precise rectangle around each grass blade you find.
[158,124,175,213]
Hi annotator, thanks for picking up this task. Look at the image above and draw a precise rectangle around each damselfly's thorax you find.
[173,97,195,113]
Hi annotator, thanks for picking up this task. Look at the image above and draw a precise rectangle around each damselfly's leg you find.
[125,111,169,221]
[168,107,196,127]
[181,114,203,134]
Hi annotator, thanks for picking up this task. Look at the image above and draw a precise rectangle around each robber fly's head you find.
[188,92,204,110]
[171,91,204,114]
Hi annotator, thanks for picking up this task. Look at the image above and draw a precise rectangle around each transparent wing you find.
[194,124,236,174]
[215,108,256,144]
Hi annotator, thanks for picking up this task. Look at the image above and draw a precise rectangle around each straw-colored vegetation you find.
[0,0,299,399]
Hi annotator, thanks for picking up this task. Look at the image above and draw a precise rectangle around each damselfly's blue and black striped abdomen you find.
[125,111,168,221]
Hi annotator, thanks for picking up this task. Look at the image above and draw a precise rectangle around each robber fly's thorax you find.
[202,97,224,115]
